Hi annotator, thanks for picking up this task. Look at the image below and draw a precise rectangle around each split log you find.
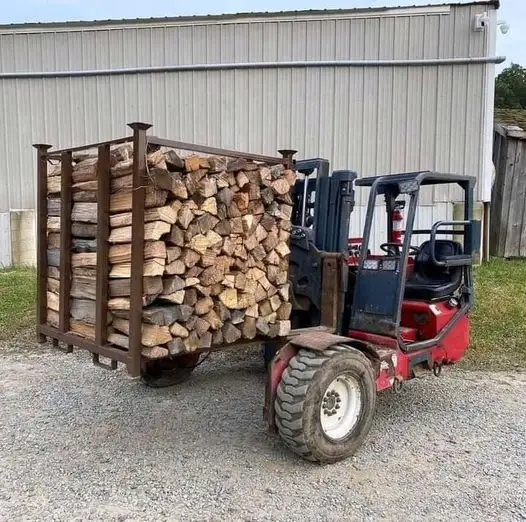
[73,191,98,202]
[268,320,291,338]
[184,264,204,279]
[72,238,98,253]
[109,258,166,278]
[142,346,170,359]
[107,332,129,350]
[212,330,224,345]
[242,317,257,340]
[109,277,163,297]
[195,296,214,316]
[73,180,98,193]
[142,305,184,326]
[71,202,98,224]
[108,241,166,265]
[170,322,190,338]
[70,320,96,340]
[166,246,182,264]
[222,322,242,344]
[47,309,60,328]
[107,295,157,310]
[112,317,172,347]
[47,277,60,294]
[47,176,61,194]
[109,221,171,244]
[72,252,97,268]
[165,259,186,275]
[47,291,59,312]
[109,205,178,228]
[72,158,98,183]
[70,298,110,324]
[47,198,61,217]
[202,309,223,330]
[107,333,169,359]
[256,317,270,336]
[199,331,213,349]
[47,232,61,249]
[164,150,185,172]
[180,248,201,268]
[149,168,188,199]
[47,217,60,232]
[167,225,185,247]
[163,275,186,294]
[111,159,133,179]
[71,275,97,300]
[167,338,186,355]
[110,188,168,213]
[188,282,206,299]
[72,222,98,238]
[72,267,97,278]
[184,331,200,351]
[159,291,185,304]
[276,302,292,320]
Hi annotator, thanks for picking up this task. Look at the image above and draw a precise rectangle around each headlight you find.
[381,259,397,271]
[363,259,379,270]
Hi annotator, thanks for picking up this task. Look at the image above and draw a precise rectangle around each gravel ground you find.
[1,333,525,522]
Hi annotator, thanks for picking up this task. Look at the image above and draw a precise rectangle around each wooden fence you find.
[490,124,526,258]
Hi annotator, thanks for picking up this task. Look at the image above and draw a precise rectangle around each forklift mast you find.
[287,159,356,329]
[291,159,356,252]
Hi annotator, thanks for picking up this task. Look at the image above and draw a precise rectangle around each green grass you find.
[0,260,525,369]
[465,258,526,369]
[0,266,37,340]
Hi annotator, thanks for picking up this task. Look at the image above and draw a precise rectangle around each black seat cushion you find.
[404,240,463,300]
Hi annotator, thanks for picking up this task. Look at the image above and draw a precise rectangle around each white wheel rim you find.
[320,373,362,441]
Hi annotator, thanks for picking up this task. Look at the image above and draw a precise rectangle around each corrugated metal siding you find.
[0,213,12,266]
[0,3,494,213]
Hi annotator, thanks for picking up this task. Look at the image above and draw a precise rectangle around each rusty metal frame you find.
[148,136,289,166]
[319,253,345,332]
[34,132,133,367]
[128,123,151,377]
[47,136,132,158]
[35,121,299,375]
[95,145,111,347]
[34,143,52,342]
[58,151,73,352]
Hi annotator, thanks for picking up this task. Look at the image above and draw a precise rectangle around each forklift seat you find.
[404,240,463,301]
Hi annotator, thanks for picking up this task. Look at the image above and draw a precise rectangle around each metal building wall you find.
[0,2,498,256]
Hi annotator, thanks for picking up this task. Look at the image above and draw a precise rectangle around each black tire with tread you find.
[275,345,376,463]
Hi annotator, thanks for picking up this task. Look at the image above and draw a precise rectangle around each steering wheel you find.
[380,242,401,256]
[380,243,421,256]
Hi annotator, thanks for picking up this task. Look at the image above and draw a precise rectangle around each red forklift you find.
[262,160,480,463]
[141,156,479,464]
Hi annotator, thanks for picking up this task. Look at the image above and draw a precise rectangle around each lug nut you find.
[335,404,340,410]
[336,398,341,403]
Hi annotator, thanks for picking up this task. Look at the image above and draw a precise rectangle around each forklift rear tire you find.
[275,346,376,463]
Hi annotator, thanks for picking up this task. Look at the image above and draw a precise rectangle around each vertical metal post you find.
[59,151,73,351]
[95,144,111,347]
[127,122,151,377]
[278,149,297,170]
[34,143,52,342]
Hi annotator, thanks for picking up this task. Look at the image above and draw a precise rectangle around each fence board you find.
[490,125,526,258]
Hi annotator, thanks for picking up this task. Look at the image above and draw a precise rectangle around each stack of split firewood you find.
[46,143,295,359]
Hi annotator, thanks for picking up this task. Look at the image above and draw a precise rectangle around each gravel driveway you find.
[1,334,525,522]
